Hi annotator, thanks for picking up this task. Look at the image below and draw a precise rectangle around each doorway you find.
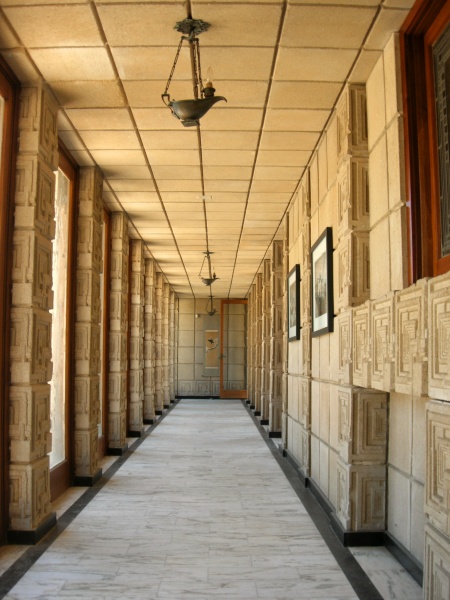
[220,299,248,399]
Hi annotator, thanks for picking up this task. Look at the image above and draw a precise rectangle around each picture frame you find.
[311,227,334,337]
[288,264,300,341]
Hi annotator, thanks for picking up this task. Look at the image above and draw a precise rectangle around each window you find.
[401,0,450,280]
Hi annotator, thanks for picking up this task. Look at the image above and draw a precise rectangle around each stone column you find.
[281,222,289,447]
[154,271,163,414]
[247,286,255,406]
[253,273,263,413]
[424,271,450,597]
[260,258,271,422]
[9,84,58,542]
[73,167,103,484]
[162,282,170,408]
[169,290,175,403]
[269,240,284,435]
[143,257,156,423]
[128,240,144,437]
[108,212,129,454]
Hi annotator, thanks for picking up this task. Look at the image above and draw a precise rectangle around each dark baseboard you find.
[281,448,422,585]
[107,443,128,456]
[269,431,282,438]
[155,410,163,415]
[260,419,269,425]
[246,400,251,404]
[385,532,423,586]
[143,418,154,425]
[8,512,57,545]
[163,405,170,409]
[250,405,255,410]
[73,468,102,487]
[254,410,261,416]
[127,428,144,438]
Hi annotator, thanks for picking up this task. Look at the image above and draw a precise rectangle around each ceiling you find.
[0,0,413,298]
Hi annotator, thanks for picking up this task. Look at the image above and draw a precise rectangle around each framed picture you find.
[288,264,300,341]
[311,227,334,337]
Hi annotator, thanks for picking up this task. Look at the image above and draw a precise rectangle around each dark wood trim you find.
[400,0,450,281]
[0,57,19,546]
[50,143,79,502]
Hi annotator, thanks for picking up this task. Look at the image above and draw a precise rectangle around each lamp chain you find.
[163,37,185,96]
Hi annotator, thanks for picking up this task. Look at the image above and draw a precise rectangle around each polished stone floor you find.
[0,399,423,599]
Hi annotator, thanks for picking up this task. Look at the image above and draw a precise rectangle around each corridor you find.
[0,400,422,600]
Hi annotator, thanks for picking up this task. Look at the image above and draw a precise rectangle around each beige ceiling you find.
[0,0,413,298]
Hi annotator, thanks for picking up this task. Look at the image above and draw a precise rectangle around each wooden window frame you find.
[50,143,79,501]
[0,57,19,546]
[400,0,450,281]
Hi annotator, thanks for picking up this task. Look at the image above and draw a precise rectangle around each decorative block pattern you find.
[394,279,428,397]
[144,258,156,421]
[9,85,57,534]
[128,240,144,433]
[336,84,368,164]
[336,231,370,312]
[371,294,395,392]
[426,401,450,537]
[337,311,352,385]
[337,157,369,240]
[108,213,129,449]
[424,524,450,600]
[336,460,386,531]
[352,302,371,388]
[74,167,103,478]
[429,272,450,401]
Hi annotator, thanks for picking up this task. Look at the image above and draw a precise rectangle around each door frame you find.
[219,299,248,399]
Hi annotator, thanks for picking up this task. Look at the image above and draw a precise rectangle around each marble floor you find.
[0,399,423,600]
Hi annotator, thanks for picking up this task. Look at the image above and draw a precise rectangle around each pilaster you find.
[162,282,170,408]
[128,240,144,436]
[269,240,284,434]
[154,271,163,414]
[74,167,103,482]
[108,212,129,453]
[9,83,58,540]
[143,258,156,423]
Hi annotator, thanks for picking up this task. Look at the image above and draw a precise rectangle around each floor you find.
[0,399,423,599]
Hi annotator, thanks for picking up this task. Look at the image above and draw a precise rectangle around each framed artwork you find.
[311,227,334,337]
[288,264,300,341]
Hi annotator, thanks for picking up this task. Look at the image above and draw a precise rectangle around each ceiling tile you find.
[111,46,191,81]
[90,150,146,166]
[274,48,358,82]
[203,166,253,180]
[152,166,202,180]
[145,150,200,166]
[201,131,259,150]
[260,131,320,151]
[51,81,126,109]
[189,3,283,47]
[97,3,186,46]
[256,150,310,167]
[200,108,263,131]
[140,130,198,150]
[202,150,256,167]
[65,108,134,130]
[198,47,275,81]
[80,130,140,151]
[29,48,115,81]
[282,5,378,49]
[264,109,329,132]
[108,179,156,192]
[269,81,343,109]
[3,5,102,47]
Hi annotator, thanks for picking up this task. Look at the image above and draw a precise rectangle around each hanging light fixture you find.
[206,293,216,317]
[162,18,227,127]
[199,250,218,286]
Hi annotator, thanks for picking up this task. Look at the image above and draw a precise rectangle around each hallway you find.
[0,400,421,600]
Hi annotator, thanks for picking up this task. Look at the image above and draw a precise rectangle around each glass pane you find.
[49,169,70,468]
[433,23,450,256]
[222,303,247,392]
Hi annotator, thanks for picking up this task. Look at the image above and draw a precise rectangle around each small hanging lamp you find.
[162,18,227,127]
[199,250,218,286]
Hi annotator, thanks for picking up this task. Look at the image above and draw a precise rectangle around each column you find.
[260,258,271,422]
[9,84,58,541]
[154,271,163,414]
[128,239,144,436]
[269,240,284,435]
[169,290,176,403]
[162,283,170,408]
[108,212,129,454]
[143,257,156,423]
[73,167,103,484]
